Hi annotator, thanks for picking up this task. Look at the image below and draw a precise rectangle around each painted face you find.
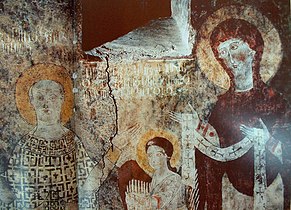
[217,38,255,91]
[147,145,168,170]
[30,80,64,124]
[218,38,255,81]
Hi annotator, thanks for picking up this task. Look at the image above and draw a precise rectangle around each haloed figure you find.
[146,138,182,206]
[126,137,186,210]
[5,80,79,209]
[217,38,255,92]
[1,79,94,209]
[196,19,291,210]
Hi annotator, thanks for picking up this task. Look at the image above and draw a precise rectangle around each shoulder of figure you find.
[167,171,182,181]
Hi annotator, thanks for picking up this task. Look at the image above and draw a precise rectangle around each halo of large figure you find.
[196,16,290,210]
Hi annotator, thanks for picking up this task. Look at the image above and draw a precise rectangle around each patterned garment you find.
[0,130,96,210]
[150,173,186,210]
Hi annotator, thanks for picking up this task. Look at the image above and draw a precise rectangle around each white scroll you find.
[174,112,268,210]
[253,134,267,210]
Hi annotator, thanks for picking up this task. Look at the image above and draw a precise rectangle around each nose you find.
[227,50,235,64]
[42,100,49,109]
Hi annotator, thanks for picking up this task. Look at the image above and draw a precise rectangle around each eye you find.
[230,43,238,50]
[219,49,227,57]
[51,94,58,100]
[37,95,44,101]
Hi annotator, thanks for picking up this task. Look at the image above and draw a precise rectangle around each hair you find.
[29,80,64,100]
[146,137,176,172]
[210,18,264,88]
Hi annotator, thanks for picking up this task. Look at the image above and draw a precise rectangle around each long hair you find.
[146,137,176,172]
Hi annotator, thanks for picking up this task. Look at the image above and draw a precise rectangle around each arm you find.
[170,107,254,162]
[241,118,283,162]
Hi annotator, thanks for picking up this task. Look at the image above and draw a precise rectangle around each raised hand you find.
[169,110,183,124]
[240,118,270,144]
[169,102,200,128]
[112,123,141,149]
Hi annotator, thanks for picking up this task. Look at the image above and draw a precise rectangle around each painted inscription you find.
[0,27,71,55]
[80,59,193,100]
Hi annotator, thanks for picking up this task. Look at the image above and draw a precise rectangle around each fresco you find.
[0,64,101,209]
[125,136,186,209]
[0,0,290,210]
[193,13,290,209]
[0,1,80,209]
[79,1,291,210]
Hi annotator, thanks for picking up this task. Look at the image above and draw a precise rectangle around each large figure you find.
[196,18,290,209]
[0,64,96,209]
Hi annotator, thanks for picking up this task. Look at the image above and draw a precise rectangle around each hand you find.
[112,123,141,149]
[169,102,200,128]
[126,192,149,209]
[240,119,270,144]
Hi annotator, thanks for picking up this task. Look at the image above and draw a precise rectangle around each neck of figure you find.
[33,118,66,140]
[153,161,172,185]
[234,60,254,92]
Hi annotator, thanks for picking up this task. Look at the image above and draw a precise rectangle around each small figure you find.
[125,137,186,210]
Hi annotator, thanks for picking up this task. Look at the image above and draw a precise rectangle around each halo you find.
[15,64,74,125]
[196,5,283,90]
[136,129,181,176]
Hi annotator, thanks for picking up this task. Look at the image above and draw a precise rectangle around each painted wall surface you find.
[79,0,291,209]
[0,0,82,209]
[0,0,291,210]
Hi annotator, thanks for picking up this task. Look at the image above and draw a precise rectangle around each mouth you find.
[232,63,238,69]
[42,109,51,114]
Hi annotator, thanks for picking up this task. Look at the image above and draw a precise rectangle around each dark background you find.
[81,0,291,100]
[81,0,171,51]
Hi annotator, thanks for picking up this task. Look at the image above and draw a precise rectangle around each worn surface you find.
[0,0,75,155]
[0,0,291,210]
[0,1,83,209]
[80,0,291,210]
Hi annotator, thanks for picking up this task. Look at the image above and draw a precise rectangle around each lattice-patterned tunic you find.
[1,130,96,210]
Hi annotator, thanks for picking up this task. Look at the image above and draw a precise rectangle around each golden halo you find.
[196,5,283,90]
[136,129,181,176]
[15,64,74,125]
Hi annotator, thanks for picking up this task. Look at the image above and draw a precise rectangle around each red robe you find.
[196,82,290,210]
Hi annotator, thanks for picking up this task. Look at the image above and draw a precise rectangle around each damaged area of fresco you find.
[0,0,291,210]
[74,60,118,163]
[0,26,70,54]
[0,0,75,64]
[78,2,291,210]
[79,59,195,100]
